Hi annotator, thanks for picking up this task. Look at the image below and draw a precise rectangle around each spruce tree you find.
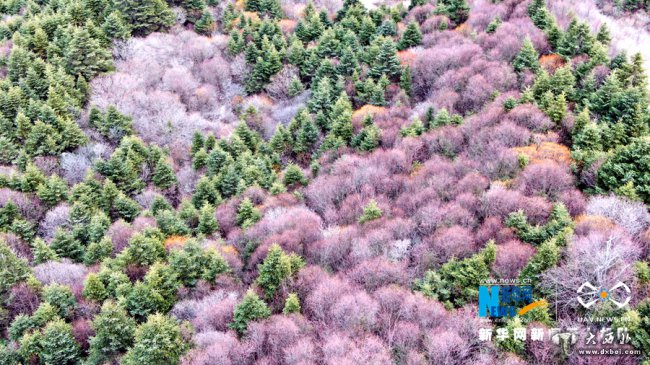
[293,114,318,155]
[546,92,567,123]
[596,23,611,45]
[39,320,81,365]
[368,37,401,79]
[230,290,271,336]
[83,237,113,266]
[256,244,303,298]
[358,199,383,224]
[218,165,243,198]
[36,175,69,207]
[65,28,113,79]
[437,0,470,25]
[197,203,219,235]
[353,123,381,152]
[398,21,422,50]
[191,132,205,156]
[558,18,594,57]
[572,107,591,135]
[236,198,262,228]
[121,314,187,365]
[184,0,207,22]
[486,16,502,33]
[308,76,333,116]
[152,159,177,190]
[512,38,540,73]
[87,301,136,365]
[32,238,58,264]
[50,229,84,262]
[114,0,175,35]
[400,65,413,97]
[288,77,305,97]
[369,75,389,106]
[194,11,215,35]
[192,148,209,170]
[283,293,301,314]
[283,164,307,187]
[330,92,354,143]
[102,11,131,40]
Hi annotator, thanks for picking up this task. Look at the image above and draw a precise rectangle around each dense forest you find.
[0,0,650,363]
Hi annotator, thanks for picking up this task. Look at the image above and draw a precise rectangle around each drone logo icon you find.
[576,281,631,309]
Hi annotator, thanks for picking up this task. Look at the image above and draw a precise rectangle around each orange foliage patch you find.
[397,50,416,66]
[221,245,239,255]
[278,19,297,34]
[165,236,188,250]
[235,0,245,10]
[352,105,386,120]
[352,105,388,129]
[454,23,472,36]
[575,214,616,230]
[242,11,260,22]
[512,142,572,166]
[540,54,566,72]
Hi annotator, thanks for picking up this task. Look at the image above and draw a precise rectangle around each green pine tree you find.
[283,164,307,187]
[236,198,262,228]
[114,0,175,35]
[87,301,136,365]
[283,293,301,314]
[400,65,413,97]
[229,290,271,336]
[330,92,354,143]
[121,314,187,365]
[513,38,540,73]
[152,158,177,189]
[194,11,215,35]
[398,21,422,50]
[358,199,383,224]
[65,28,113,79]
[596,23,611,45]
[197,203,219,235]
[368,37,401,79]
[256,244,304,298]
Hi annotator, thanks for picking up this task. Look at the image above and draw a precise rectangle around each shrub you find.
[493,240,536,279]
[330,291,379,331]
[516,160,573,198]
[33,260,88,287]
[6,283,40,318]
[586,195,650,236]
